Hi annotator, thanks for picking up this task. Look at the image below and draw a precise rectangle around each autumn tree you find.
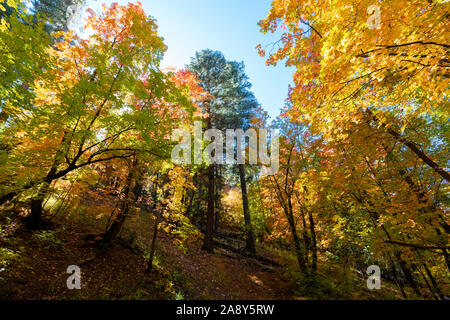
[258,116,319,275]
[0,2,192,229]
[258,0,449,181]
[258,0,449,296]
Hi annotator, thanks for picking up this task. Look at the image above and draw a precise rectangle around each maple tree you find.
[255,0,449,297]
[258,0,448,180]
[0,2,194,228]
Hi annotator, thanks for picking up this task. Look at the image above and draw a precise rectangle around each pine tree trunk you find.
[202,164,215,253]
[214,205,220,233]
[239,164,256,255]
[202,111,215,253]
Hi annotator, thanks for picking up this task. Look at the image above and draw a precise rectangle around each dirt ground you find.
[0,215,295,300]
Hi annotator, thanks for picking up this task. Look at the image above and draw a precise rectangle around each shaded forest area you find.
[0,0,448,300]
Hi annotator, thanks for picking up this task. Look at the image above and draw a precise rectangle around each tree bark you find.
[202,111,215,253]
[27,198,44,229]
[102,205,129,242]
[202,164,215,253]
[186,191,194,217]
[214,167,220,233]
[214,203,220,233]
[396,254,421,297]
[103,158,136,242]
[286,197,308,274]
[389,258,407,299]
[365,108,449,182]
[423,263,444,300]
[25,182,51,229]
[25,130,71,229]
[308,210,317,273]
[146,213,159,275]
[239,163,256,255]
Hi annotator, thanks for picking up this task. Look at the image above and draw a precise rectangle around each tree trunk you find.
[25,182,51,229]
[27,198,44,229]
[423,263,444,300]
[102,205,128,243]
[133,182,143,199]
[146,213,159,275]
[308,210,317,273]
[290,220,308,274]
[214,167,220,233]
[202,110,215,253]
[286,199,308,274]
[0,191,19,206]
[25,131,70,229]
[202,164,215,253]
[397,254,421,297]
[103,159,136,242]
[239,163,256,255]
[442,249,450,272]
[214,205,220,233]
[365,108,449,181]
[390,259,407,299]
[185,191,194,217]
[417,265,439,300]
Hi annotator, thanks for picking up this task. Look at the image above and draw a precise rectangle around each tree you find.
[30,0,85,33]
[188,51,259,254]
[0,2,192,228]
[188,50,230,252]
[0,0,52,124]
[224,61,259,255]
[257,116,319,274]
[258,0,449,294]
[258,0,449,181]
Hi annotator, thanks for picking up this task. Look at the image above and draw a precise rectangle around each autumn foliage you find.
[0,0,448,300]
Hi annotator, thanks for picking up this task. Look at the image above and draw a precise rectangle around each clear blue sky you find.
[83,0,294,119]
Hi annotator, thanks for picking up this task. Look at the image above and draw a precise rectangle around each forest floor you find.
[0,209,297,300]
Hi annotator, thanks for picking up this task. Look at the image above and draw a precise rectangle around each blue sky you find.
[83,0,294,119]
